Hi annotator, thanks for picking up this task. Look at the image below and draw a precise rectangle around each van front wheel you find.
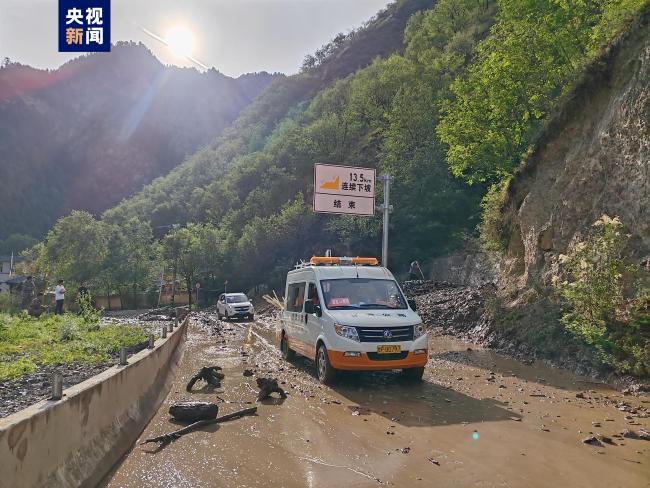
[316,345,337,385]
[280,334,295,361]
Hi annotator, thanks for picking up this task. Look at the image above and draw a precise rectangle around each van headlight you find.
[413,323,427,339]
[334,324,360,342]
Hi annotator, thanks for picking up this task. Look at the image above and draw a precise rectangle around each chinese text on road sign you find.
[59,0,111,52]
[313,164,376,216]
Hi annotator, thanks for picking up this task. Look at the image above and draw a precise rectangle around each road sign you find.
[313,164,376,216]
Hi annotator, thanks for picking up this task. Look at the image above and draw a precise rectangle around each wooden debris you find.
[141,407,257,445]
[262,292,284,310]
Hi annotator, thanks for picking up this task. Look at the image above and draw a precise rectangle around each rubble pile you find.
[402,280,456,297]
[135,306,188,322]
[405,281,495,338]
[191,311,225,336]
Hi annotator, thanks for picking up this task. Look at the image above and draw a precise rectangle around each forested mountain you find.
[0,43,277,244]
[103,0,438,231]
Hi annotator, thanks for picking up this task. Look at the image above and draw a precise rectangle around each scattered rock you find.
[428,457,440,466]
[596,434,615,445]
[243,369,254,377]
[621,429,639,439]
[582,436,603,446]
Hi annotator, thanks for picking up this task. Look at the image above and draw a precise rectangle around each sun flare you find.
[165,25,196,58]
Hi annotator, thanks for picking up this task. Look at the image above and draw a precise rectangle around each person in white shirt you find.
[55,279,65,315]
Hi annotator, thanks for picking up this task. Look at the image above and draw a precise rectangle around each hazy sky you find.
[0,0,391,77]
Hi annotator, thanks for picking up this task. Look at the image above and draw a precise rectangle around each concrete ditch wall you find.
[0,317,188,488]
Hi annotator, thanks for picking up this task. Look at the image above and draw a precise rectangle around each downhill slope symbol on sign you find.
[320,176,340,190]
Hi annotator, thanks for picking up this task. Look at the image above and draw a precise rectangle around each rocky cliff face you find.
[500,12,649,293]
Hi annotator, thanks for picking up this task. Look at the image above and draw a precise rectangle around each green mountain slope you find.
[103,0,438,230]
[0,43,277,243]
[102,0,494,288]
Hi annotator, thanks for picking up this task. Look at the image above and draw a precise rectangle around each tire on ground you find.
[280,333,295,360]
[316,343,337,385]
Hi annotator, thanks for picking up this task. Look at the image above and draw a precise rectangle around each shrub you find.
[59,316,81,342]
[77,293,101,329]
[554,215,650,375]
[478,179,510,253]
[0,293,19,314]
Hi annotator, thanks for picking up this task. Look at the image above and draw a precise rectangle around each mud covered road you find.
[102,313,649,487]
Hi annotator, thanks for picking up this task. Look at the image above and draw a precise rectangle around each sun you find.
[165,25,196,58]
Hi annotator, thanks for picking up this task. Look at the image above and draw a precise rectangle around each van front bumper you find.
[327,350,428,371]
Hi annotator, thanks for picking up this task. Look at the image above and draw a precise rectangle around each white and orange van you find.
[278,256,428,384]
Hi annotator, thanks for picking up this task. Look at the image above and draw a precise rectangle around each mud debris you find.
[255,377,287,401]
[186,366,225,391]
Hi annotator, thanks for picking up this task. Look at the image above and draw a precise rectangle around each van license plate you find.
[377,345,401,354]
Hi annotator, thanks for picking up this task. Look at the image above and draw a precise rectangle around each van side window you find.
[307,283,319,306]
[287,282,306,312]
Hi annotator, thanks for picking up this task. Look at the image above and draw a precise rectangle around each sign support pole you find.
[379,173,393,268]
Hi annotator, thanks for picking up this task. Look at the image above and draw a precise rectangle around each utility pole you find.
[378,173,393,268]
[171,259,177,308]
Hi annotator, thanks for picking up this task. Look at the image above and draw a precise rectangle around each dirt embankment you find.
[415,13,650,388]
[498,9,649,292]
[404,280,648,390]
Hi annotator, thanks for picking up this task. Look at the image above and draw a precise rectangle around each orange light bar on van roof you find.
[310,256,379,266]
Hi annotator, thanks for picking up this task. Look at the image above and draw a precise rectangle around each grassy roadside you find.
[0,313,149,381]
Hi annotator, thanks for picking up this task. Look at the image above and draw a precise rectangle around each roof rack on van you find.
[309,256,379,266]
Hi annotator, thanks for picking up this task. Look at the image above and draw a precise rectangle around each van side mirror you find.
[408,298,417,312]
[304,301,314,314]
[314,304,322,317]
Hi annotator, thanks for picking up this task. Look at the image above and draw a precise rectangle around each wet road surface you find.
[103,313,650,487]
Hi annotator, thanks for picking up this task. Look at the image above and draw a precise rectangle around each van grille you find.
[355,326,413,343]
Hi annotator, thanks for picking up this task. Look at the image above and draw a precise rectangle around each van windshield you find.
[320,279,407,310]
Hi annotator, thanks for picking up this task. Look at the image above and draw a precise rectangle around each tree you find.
[437,0,647,183]
[107,218,157,308]
[44,211,108,286]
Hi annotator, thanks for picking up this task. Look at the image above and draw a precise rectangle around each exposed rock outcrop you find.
[500,11,649,292]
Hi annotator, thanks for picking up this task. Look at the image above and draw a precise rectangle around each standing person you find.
[409,261,421,281]
[21,276,35,309]
[55,279,66,315]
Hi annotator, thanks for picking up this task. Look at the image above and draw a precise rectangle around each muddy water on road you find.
[103,316,649,488]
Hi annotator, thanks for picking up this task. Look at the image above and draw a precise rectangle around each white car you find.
[217,293,255,321]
